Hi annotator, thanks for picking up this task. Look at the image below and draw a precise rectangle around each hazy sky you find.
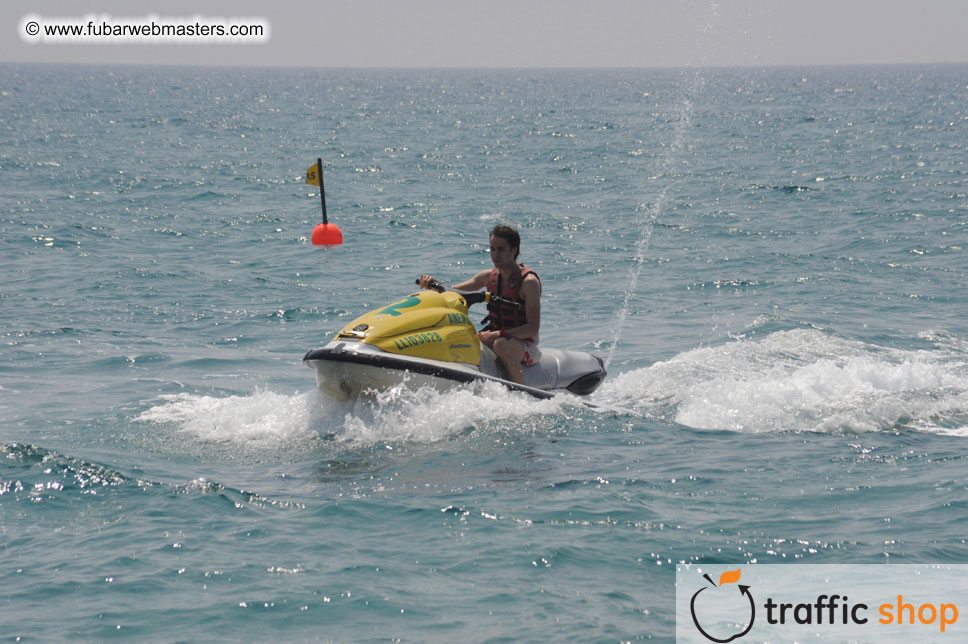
[4,0,968,68]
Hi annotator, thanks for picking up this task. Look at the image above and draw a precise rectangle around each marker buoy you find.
[306,158,343,246]
[312,222,343,245]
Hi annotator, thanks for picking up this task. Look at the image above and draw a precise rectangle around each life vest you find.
[483,264,540,338]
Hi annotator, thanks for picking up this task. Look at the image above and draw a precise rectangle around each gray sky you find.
[4,0,968,68]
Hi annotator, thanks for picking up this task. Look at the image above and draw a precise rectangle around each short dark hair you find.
[490,224,520,260]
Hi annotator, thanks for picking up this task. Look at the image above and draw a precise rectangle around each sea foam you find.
[135,379,579,447]
[599,329,968,434]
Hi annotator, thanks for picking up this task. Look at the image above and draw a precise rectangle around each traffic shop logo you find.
[681,565,963,642]
[689,569,755,643]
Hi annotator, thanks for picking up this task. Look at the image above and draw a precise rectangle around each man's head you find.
[489,224,520,266]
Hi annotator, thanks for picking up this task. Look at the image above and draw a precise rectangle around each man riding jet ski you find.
[303,225,606,400]
[419,224,540,386]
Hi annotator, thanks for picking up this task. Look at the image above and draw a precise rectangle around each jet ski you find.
[303,279,606,400]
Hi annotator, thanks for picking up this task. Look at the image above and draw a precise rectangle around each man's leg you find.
[492,337,526,384]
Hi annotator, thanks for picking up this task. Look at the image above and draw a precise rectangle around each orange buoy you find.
[312,222,343,246]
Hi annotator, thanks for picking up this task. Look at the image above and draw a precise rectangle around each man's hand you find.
[418,275,437,290]
[478,330,501,347]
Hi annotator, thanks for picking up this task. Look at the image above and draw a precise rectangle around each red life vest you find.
[483,264,540,338]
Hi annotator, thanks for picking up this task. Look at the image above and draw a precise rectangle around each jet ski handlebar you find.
[416,277,447,293]
[413,278,520,309]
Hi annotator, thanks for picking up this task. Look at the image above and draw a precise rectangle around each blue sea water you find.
[1,63,967,642]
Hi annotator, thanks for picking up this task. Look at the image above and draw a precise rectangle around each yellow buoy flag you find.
[306,163,320,186]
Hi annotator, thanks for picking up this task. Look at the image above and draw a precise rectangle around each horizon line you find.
[4,59,968,72]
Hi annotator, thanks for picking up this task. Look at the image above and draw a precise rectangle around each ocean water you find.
[1,63,967,642]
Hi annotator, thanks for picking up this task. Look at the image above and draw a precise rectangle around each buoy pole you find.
[317,158,327,225]
[309,158,343,245]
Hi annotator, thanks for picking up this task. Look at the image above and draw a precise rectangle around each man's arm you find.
[420,270,490,292]
[452,270,490,291]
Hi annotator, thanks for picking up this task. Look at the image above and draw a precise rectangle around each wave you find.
[135,389,321,445]
[134,380,579,447]
[134,328,968,444]
[0,443,301,510]
[596,328,968,435]
[0,442,131,495]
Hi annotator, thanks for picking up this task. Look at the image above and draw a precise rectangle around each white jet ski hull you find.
[304,341,605,401]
